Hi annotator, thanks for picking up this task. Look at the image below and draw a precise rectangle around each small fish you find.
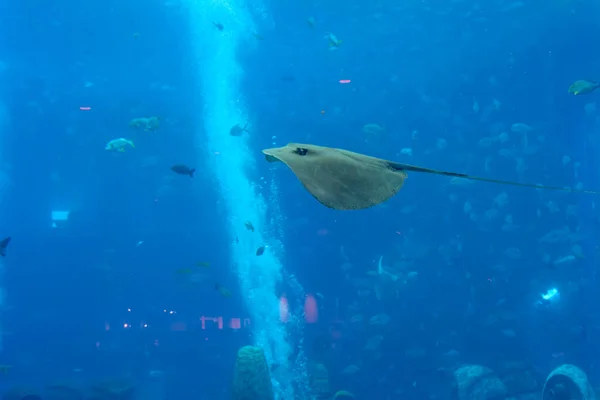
[0,237,10,257]
[307,16,316,28]
[244,221,254,232]
[553,255,578,266]
[252,32,264,40]
[105,138,135,152]
[0,365,12,373]
[196,261,210,268]
[129,116,160,131]
[176,268,193,274]
[568,80,600,96]
[133,32,140,39]
[256,245,265,256]
[325,32,342,49]
[229,123,248,137]
[171,164,195,178]
[215,283,232,297]
[212,22,223,31]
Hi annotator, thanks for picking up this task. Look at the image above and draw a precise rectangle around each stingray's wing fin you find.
[388,162,600,194]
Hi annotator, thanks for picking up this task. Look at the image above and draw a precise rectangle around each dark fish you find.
[215,283,232,297]
[0,237,10,257]
[212,22,224,31]
[171,164,195,178]
[229,123,248,137]
[256,245,265,256]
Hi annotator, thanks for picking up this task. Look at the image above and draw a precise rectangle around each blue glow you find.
[51,210,70,228]
[186,0,305,396]
[541,287,559,301]
[534,288,561,310]
[52,210,70,221]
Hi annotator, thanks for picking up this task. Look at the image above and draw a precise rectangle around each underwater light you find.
[542,287,559,301]
[535,287,561,308]
[51,210,69,228]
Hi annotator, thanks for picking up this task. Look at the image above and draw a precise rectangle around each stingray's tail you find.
[389,162,600,194]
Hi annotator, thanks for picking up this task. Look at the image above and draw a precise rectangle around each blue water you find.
[1,0,600,399]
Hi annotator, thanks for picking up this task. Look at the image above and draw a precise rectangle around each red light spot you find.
[395,231,402,235]
[329,320,344,340]
[279,295,289,322]
[79,106,91,110]
[487,278,493,282]
[339,79,351,84]
[230,318,241,329]
[304,294,318,323]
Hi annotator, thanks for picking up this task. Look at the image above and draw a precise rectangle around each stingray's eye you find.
[294,147,309,156]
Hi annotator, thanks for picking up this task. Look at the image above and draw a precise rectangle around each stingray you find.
[262,143,600,210]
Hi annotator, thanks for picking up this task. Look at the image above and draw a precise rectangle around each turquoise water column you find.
[186,1,302,396]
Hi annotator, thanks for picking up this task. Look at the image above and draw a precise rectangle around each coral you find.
[453,365,507,400]
[543,364,595,400]
[232,345,274,400]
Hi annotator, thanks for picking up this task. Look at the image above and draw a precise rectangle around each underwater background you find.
[0,0,600,399]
